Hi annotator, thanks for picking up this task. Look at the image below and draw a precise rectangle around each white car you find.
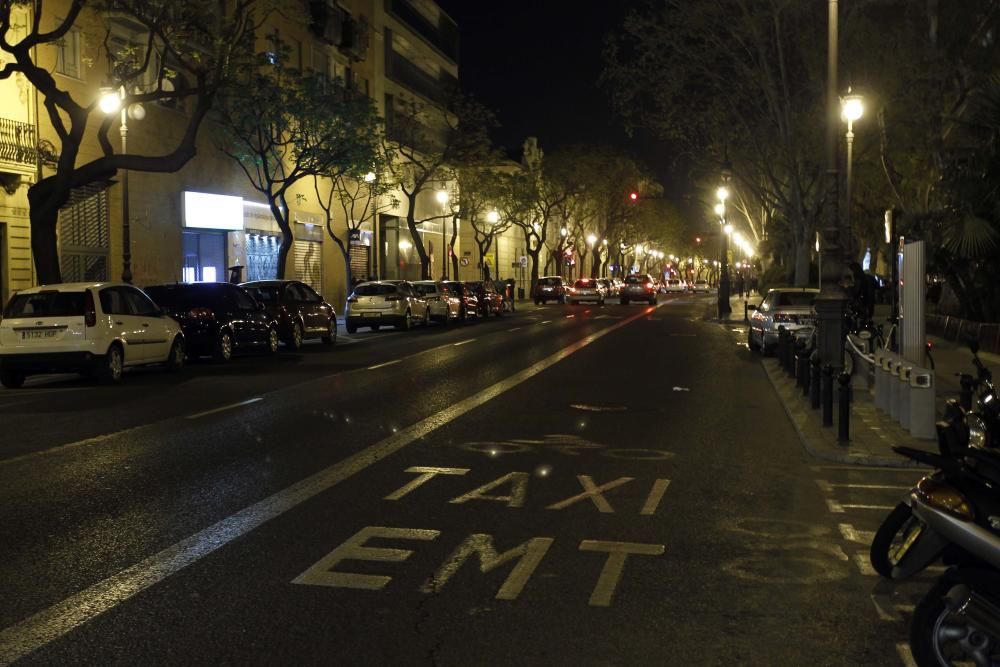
[345,281,430,332]
[412,281,461,324]
[692,280,713,293]
[567,278,606,305]
[0,282,186,388]
[664,279,686,293]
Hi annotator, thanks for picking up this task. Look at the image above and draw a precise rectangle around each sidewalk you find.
[758,310,1000,467]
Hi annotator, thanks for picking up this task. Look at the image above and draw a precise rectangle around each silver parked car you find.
[412,281,461,324]
[345,281,430,333]
[619,274,658,305]
[567,278,606,305]
[746,287,819,354]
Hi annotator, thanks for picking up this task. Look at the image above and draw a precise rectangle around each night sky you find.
[435,1,634,158]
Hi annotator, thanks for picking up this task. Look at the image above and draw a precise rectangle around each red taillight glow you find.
[84,290,97,327]
[645,282,653,290]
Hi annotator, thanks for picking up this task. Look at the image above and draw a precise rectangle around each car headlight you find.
[969,413,988,449]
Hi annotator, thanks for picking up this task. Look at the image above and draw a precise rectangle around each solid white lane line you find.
[185,398,263,420]
[0,305,655,664]
[367,359,401,370]
[452,339,476,347]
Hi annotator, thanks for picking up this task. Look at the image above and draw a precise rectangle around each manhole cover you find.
[569,403,628,413]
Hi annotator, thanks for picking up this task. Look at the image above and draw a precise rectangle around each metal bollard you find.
[797,344,810,394]
[810,353,821,409]
[777,327,788,372]
[822,364,834,427]
[960,374,975,412]
[838,372,851,443]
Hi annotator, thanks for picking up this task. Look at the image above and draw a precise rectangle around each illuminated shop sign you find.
[183,191,244,231]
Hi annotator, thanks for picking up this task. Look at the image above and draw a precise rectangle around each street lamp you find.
[717,157,733,317]
[100,85,144,283]
[841,90,864,252]
[436,190,449,279]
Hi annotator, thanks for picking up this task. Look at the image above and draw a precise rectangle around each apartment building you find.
[0,0,538,310]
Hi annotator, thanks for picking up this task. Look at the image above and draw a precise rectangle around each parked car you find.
[467,280,504,318]
[144,282,279,362]
[241,280,336,349]
[619,274,658,305]
[567,278,606,305]
[0,282,186,388]
[535,276,566,304]
[598,278,618,297]
[692,280,713,293]
[345,281,430,332]
[442,281,479,322]
[665,279,686,293]
[413,281,461,324]
[746,287,820,354]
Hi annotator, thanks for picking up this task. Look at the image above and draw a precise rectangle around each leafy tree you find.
[0,0,261,283]
[447,166,507,280]
[217,36,380,279]
[604,0,827,286]
[382,93,496,279]
[315,153,398,310]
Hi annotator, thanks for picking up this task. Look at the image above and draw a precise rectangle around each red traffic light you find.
[629,192,638,201]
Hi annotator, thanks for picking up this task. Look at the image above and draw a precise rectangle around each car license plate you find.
[361,311,380,318]
[22,330,57,340]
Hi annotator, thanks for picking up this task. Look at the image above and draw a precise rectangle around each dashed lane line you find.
[507,327,521,332]
[367,359,401,370]
[0,304,661,665]
[453,339,476,347]
[826,498,896,513]
[540,320,552,325]
[816,480,910,493]
[186,398,263,420]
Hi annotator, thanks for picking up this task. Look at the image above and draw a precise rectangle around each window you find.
[234,288,258,311]
[55,27,82,79]
[355,283,396,296]
[123,287,159,316]
[99,287,129,316]
[5,291,85,317]
[299,284,322,302]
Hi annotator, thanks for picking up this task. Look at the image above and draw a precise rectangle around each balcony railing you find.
[386,48,458,106]
[0,118,36,166]
[384,0,459,63]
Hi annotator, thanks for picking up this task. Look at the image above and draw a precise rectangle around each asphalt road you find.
[0,295,923,665]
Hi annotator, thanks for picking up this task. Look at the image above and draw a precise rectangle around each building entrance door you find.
[182,231,226,282]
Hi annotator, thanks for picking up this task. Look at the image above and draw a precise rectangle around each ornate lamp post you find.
[715,180,732,317]
[841,91,864,255]
[436,190,449,280]
[100,86,144,284]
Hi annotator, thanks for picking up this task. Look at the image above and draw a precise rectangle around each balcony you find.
[385,48,458,106]
[384,0,459,63]
[0,118,36,167]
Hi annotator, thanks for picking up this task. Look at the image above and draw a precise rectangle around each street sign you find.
[519,256,528,267]
[460,257,470,267]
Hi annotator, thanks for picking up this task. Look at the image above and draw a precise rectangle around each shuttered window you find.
[59,187,110,282]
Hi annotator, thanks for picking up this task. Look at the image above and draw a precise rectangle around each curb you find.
[761,358,924,468]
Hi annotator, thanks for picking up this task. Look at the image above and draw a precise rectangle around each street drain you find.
[569,403,628,413]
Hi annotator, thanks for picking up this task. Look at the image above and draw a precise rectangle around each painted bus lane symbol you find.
[292,466,671,607]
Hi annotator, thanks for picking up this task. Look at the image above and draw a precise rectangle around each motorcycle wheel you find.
[910,577,1000,667]
[870,502,923,578]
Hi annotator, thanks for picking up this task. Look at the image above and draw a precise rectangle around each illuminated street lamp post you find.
[601,238,608,277]
[716,160,733,318]
[100,86,144,283]
[841,91,864,253]
[436,190,449,279]
[586,233,597,277]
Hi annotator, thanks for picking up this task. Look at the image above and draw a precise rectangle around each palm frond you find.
[944,213,1000,258]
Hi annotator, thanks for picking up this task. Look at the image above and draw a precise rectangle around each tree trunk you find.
[333,239,353,314]
[554,251,563,278]
[591,252,601,278]
[449,215,459,279]
[271,197,293,280]
[404,194,430,279]
[27,179,65,284]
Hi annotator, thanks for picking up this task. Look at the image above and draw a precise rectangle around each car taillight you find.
[187,307,214,320]
[84,290,97,327]
[645,282,653,290]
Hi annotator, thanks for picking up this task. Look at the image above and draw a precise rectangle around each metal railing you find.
[0,118,37,166]
[384,0,459,62]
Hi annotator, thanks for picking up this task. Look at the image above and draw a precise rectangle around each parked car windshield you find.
[771,292,817,308]
[4,291,85,318]
[537,277,562,286]
[354,283,397,296]
[145,284,227,309]
[412,284,438,296]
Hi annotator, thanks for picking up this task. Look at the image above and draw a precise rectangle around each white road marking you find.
[507,327,521,332]
[368,359,402,370]
[811,465,920,473]
[839,524,876,544]
[0,305,656,664]
[453,339,476,347]
[540,320,552,325]
[566,314,575,318]
[853,552,878,576]
[640,479,671,516]
[896,643,918,667]
[818,480,909,492]
[827,498,894,513]
[185,398,263,420]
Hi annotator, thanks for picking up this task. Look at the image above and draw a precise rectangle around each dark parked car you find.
[442,281,480,322]
[535,276,565,304]
[241,280,337,349]
[144,282,280,362]
[467,280,504,318]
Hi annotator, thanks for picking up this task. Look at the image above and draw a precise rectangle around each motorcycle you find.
[869,341,998,580]
[906,447,1000,665]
